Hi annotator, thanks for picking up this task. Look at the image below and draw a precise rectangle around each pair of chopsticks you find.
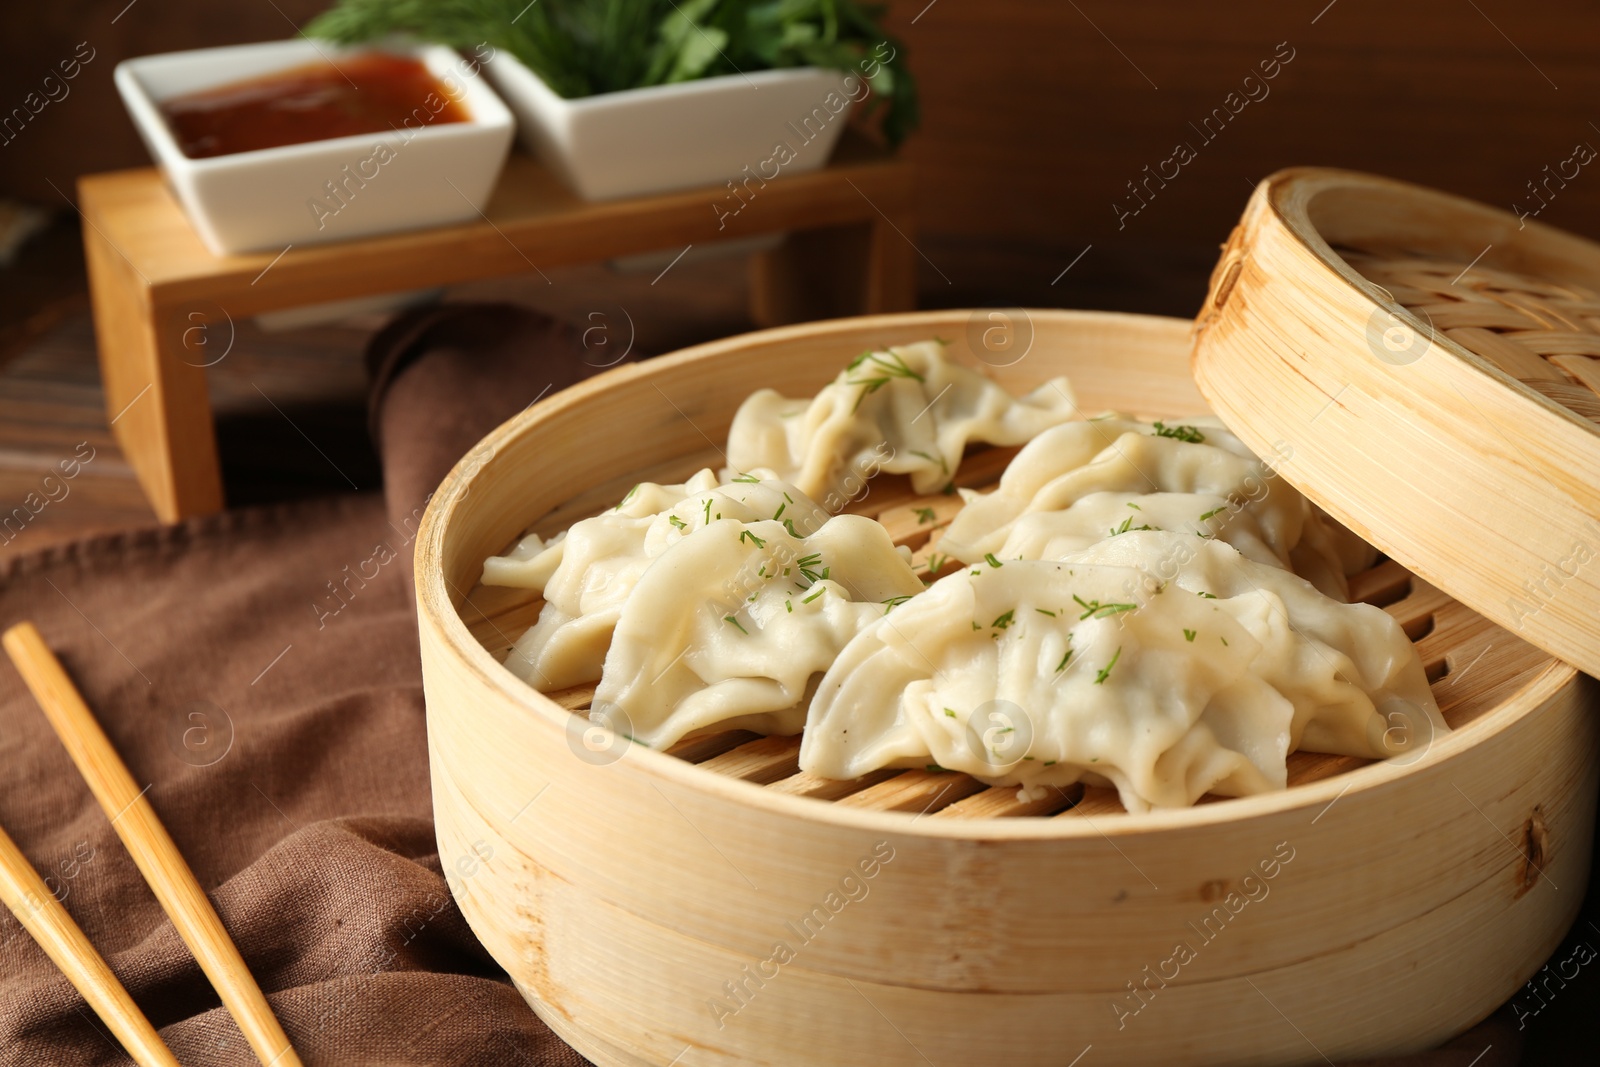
[0,622,302,1067]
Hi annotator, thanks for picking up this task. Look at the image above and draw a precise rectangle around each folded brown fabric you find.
[367,303,631,592]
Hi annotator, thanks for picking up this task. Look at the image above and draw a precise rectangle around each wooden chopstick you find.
[0,820,180,1067]
[3,622,303,1067]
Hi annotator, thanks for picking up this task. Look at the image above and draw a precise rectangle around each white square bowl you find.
[484,55,856,201]
[115,39,514,256]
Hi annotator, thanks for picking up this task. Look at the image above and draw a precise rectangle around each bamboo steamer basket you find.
[1193,167,1600,679]
[416,309,1599,1066]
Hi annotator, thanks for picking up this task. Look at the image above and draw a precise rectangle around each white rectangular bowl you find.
[115,39,514,256]
[484,55,855,200]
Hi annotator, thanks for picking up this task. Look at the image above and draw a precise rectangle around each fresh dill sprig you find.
[723,615,748,634]
[846,350,925,411]
[991,610,1015,630]
[984,553,1004,568]
[615,483,640,510]
[913,506,937,524]
[882,594,915,614]
[731,473,760,483]
[668,515,687,530]
[739,530,766,549]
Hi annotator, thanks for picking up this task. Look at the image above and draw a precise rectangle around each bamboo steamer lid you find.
[1193,167,1600,678]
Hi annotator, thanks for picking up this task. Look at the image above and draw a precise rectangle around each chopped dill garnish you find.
[783,492,793,503]
[797,552,827,584]
[942,482,957,496]
[1199,506,1227,522]
[702,499,712,524]
[669,515,687,530]
[783,518,801,539]
[1074,594,1137,620]
[1109,516,1157,536]
[757,565,767,577]
[1127,502,1142,510]
[1221,636,1229,646]
[926,764,947,773]
[991,610,1015,630]
[971,621,982,630]
[1197,591,1217,599]
[1094,646,1123,685]
[1152,421,1205,443]
[1055,648,1073,672]
[731,473,760,483]
[803,586,826,604]
[724,615,748,634]
[739,530,766,549]
[615,484,640,510]
[925,552,948,573]
[909,449,949,476]
[1036,608,1057,617]
[1183,628,1197,642]
[785,599,793,613]
[1043,759,1058,766]
[914,506,937,524]
[774,502,787,520]
[882,594,915,614]
[944,708,958,718]
[984,553,1004,568]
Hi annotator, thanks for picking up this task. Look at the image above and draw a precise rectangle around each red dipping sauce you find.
[158,52,469,159]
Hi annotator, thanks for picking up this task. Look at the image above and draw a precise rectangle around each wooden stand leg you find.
[83,226,224,523]
[749,215,918,328]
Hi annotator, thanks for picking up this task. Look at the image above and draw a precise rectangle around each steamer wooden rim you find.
[1193,168,1600,679]
[415,309,1576,840]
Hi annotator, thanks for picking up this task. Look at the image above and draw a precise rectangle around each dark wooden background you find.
[5,0,1599,313]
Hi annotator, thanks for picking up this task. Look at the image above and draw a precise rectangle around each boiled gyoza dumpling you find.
[592,513,925,749]
[482,470,829,690]
[938,416,1363,600]
[725,339,1080,509]
[800,533,1443,812]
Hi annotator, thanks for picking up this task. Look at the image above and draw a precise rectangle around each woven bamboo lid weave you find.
[1193,167,1600,678]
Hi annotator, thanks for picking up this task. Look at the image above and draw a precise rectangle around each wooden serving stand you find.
[77,132,915,522]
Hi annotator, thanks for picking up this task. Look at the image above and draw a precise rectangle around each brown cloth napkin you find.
[0,302,1567,1064]
[0,305,607,1066]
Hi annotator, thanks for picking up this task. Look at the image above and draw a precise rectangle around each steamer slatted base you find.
[419,310,1599,1067]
